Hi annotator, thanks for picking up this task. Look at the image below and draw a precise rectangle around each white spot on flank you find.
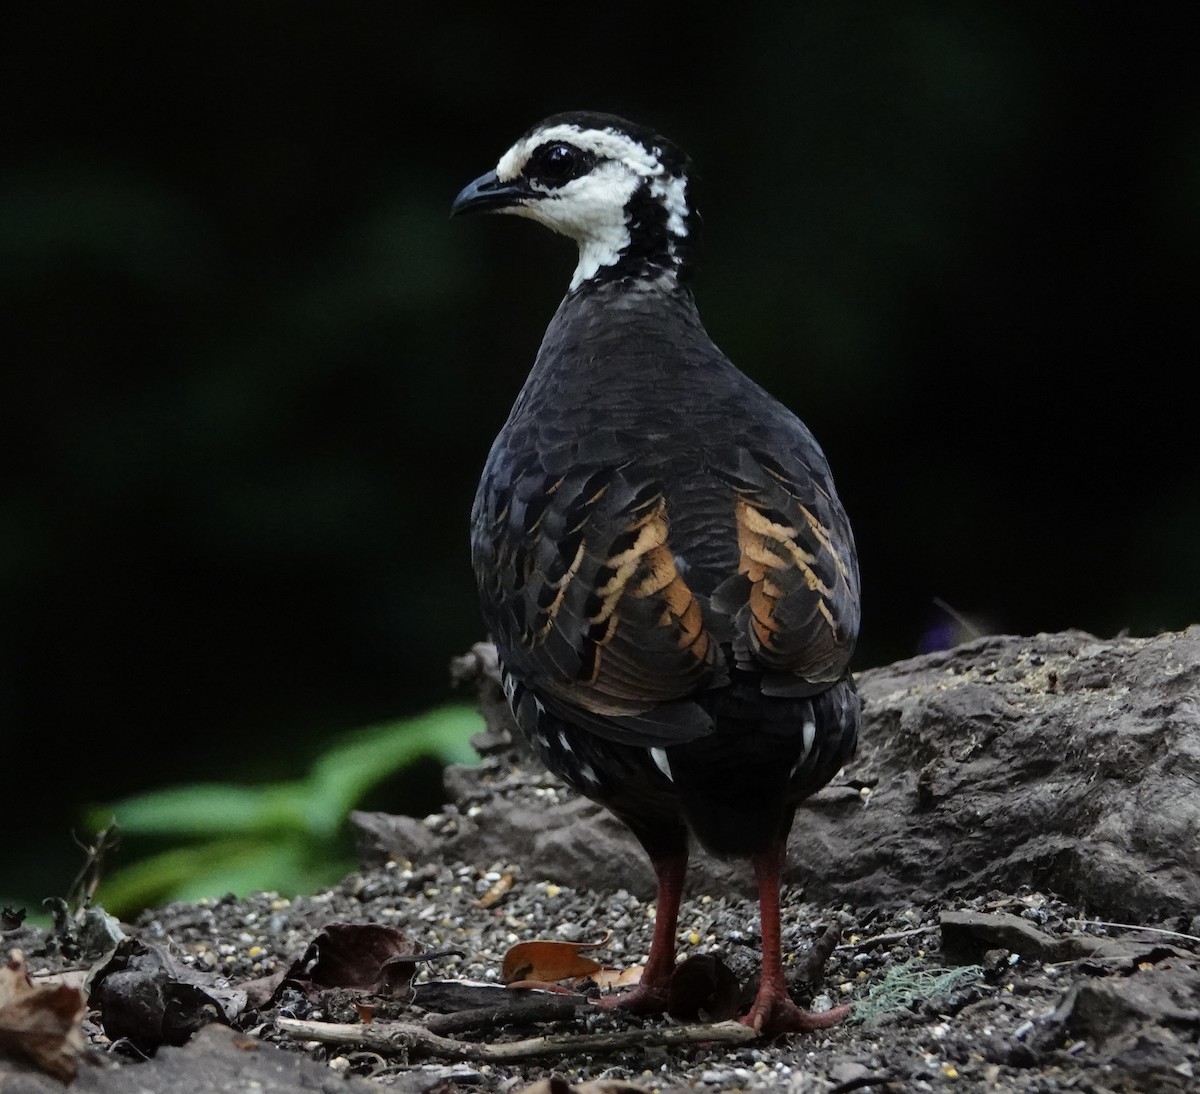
[557,730,573,754]
[579,763,600,786]
[650,747,673,781]
[791,719,817,778]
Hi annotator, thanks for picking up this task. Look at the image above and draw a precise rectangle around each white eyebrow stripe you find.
[496,124,663,182]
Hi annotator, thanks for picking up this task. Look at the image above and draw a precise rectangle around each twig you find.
[274,1016,757,1061]
[795,924,842,983]
[830,1075,898,1094]
[67,822,121,912]
[1072,919,1200,945]
[424,994,586,1035]
[836,926,938,951]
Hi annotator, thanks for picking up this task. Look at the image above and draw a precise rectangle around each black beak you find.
[450,170,530,217]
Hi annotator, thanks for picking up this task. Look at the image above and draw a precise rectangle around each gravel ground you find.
[7,630,1199,1092]
[84,817,1197,1093]
[7,821,1198,1092]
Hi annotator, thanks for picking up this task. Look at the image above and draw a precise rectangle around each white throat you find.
[506,160,640,290]
[494,122,691,292]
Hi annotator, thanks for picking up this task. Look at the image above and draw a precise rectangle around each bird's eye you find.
[526,142,592,186]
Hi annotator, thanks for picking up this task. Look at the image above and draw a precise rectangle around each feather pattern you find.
[473,281,861,847]
[459,111,862,1033]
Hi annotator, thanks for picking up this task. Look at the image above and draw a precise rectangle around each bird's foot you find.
[593,980,670,1016]
[738,987,850,1036]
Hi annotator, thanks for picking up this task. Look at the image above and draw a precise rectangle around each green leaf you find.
[90,780,313,838]
[304,705,482,834]
[94,835,346,912]
[87,703,485,915]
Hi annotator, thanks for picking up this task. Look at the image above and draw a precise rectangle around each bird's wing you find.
[709,444,860,694]
[473,457,721,746]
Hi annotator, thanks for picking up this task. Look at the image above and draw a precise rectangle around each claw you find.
[593,982,671,1016]
[739,993,851,1036]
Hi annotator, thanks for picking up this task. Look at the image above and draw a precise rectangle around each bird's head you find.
[451,112,701,292]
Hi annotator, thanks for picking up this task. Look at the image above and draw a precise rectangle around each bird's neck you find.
[535,280,711,386]
[552,276,703,334]
[569,180,700,292]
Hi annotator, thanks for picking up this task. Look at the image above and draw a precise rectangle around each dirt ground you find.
[3,629,1198,1092]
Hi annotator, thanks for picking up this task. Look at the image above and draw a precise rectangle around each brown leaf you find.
[0,949,86,1082]
[587,965,643,990]
[354,1001,376,1023]
[289,923,461,995]
[666,953,742,1022]
[239,967,290,1009]
[501,939,607,984]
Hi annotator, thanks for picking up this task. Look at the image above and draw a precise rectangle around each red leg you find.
[595,849,687,1014]
[739,841,851,1035]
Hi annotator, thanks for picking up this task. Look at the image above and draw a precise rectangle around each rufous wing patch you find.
[735,496,838,658]
[581,496,713,692]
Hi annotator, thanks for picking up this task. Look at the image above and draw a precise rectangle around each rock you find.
[444,628,1200,920]
[0,1023,390,1094]
[940,910,1194,971]
[803,628,1200,921]
[940,910,1070,963]
[1017,964,1200,1086]
[349,811,439,866]
[1059,966,1200,1048]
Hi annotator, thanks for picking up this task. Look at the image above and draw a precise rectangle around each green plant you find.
[88,705,481,916]
[851,958,984,1022]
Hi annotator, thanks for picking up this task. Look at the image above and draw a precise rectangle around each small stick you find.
[836,925,938,951]
[274,1016,757,1061]
[424,995,586,1035]
[795,924,842,983]
[830,1075,899,1094]
[1071,919,1200,945]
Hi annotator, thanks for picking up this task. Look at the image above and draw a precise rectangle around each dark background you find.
[4,3,1197,906]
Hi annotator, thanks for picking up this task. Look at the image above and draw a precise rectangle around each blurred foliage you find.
[2,3,1197,909]
[87,706,481,917]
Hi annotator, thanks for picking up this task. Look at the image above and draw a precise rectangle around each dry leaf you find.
[28,968,88,993]
[301,923,420,993]
[239,967,290,1010]
[588,965,643,990]
[287,923,462,996]
[354,1001,376,1023]
[0,949,86,1082]
[501,939,607,984]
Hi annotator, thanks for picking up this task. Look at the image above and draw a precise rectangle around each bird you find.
[452,112,861,1035]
